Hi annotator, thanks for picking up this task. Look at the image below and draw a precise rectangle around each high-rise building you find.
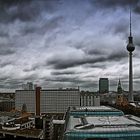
[126,9,135,102]
[15,88,80,114]
[99,78,109,93]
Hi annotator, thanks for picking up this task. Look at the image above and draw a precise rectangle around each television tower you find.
[126,9,135,102]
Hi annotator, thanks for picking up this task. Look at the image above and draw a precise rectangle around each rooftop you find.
[16,88,79,92]
[75,106,115,111]
[63,106,140,139]
[70,106,124,116]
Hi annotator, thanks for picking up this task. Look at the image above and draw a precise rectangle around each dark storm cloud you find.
[0,76,9,82]
[45,76,82,83]
[108,51,127,61]
[23,61,46,72]
[3,74,38,86]
[47,50,127,69]
[111,20,128,35]
[48,52,127,69]
[109,80,118,87]
[0,0,27,5]
[51,71,76,75]
[21,16,63,35]
[134,5,140,14]
[3,79,24,88]
[0,47,15,55]
[23,67,38,72]
[47,56,105,69]
[83,48,105,55]
[0,0,58,23]
[84,63,107,69]
[91,0,139,9]
[0,31,9,37]
[21,74,38,81]
[135,36,140,48]
[0,62,12,68]
[80,82,98,89]
[0,0,33,23]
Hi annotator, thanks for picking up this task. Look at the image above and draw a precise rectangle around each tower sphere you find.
[127,43,135,52]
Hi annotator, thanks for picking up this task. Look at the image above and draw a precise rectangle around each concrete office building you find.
[99,78,109,93]
[15,88,80,114]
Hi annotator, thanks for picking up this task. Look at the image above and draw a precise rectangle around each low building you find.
[62,106,140,140]
[0,110,43,139]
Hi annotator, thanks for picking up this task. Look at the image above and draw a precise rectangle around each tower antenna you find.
[130,7,132,37]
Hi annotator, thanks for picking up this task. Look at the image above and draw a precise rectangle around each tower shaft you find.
[129,52,134,102]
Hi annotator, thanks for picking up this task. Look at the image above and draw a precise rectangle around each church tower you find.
[117,79,123,94]
[116,79,124,106]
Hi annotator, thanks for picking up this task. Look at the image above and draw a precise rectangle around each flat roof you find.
[65,115,140,134]
[75,106,113,111]
[16,88,79,92]
[64,106,140,138]
[70,106,124,116]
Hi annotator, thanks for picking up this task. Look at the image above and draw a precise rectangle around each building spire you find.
[117,79,122,94]
[118,78,121,87]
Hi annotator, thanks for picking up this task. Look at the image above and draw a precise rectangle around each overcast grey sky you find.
[0,0,140,92]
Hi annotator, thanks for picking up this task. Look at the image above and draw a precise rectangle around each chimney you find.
[36,86,41,116]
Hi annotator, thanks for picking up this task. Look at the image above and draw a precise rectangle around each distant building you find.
[99,78,109,93]
[117,79,123,94]
[15,88,80,114]
[22,82,34,90]
[116,79,129,106]
[80,91,100,106]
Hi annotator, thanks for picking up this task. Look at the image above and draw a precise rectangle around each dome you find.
[127,43,135,52]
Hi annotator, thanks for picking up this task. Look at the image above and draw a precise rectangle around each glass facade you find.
[70,111,124,117]
[99,78,109,93]
[63,131,140,140]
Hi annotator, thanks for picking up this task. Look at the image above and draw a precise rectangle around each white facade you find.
[93,96,100,106]
[80,92,100,106]
[15,88,80,114]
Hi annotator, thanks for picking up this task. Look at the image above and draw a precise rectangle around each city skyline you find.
[0,0,140,91]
